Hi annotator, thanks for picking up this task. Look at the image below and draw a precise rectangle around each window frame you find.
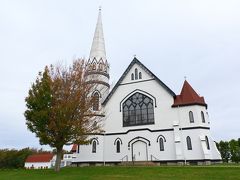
[92,140,97,153]
[116,140,121,153]
[122,92,155,127]
[186,136,192,150]
[139,72,142,79]
[135,68,138,80]
[201,111,206,123]
[159,138,164,151]
[205,136,210,150]
[92,92,100,111]
[189,111,194,123]
[131,73,134,80]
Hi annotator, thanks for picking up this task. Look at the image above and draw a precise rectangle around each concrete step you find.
[120,161,159,166]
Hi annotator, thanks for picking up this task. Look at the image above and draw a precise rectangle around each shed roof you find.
[25,153,54,163]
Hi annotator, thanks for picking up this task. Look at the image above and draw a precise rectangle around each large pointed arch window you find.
[92,92,100,111]
[122,92,154,127]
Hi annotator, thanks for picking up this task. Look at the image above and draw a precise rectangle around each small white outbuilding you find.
[25,153,56,169]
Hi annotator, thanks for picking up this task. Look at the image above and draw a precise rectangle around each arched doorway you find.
[132,140,148,161]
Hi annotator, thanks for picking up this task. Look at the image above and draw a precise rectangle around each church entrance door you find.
[132,140,148,161]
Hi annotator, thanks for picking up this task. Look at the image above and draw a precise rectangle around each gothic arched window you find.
[131,73,134,80]
[159,138,164,151]
[205,136,210,150]
[189,111,194,123]
[201,111,205,123]
[186,136,192,150]
[92,92,100,111]
[135,68,138,80]
[139,72,142,79]
[122,92,154,127]
[92,140,97,153]
[116,140,121,153]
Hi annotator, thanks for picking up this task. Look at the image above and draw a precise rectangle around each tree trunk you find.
[54,147,63,172]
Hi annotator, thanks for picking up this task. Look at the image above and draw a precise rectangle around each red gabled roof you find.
[25,153,54,163]
[71,144,78,152]
[172,80,207,108]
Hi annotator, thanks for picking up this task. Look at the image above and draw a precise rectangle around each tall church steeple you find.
[89,7,107,63]
[86,7,110,103]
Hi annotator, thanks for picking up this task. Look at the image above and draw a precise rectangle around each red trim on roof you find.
[172,80,207,108]
[71,144,78,152]
[25,153,54,163]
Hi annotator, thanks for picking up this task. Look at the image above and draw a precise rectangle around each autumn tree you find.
[24,59,102,172]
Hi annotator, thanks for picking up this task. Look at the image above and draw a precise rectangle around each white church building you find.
[71,8,221,165]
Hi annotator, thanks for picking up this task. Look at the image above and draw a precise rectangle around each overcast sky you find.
[0,0,239,150]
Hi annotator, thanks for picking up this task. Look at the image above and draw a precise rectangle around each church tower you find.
[86,8,110,111]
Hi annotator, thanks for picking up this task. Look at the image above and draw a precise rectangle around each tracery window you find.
[159,138,164,151]
[122,92,154,127]
[92,92,100,111]
[186,136,192,150]
[189,111,194,123]
[201,111,205,123]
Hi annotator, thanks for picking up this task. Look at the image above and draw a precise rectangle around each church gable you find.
[103,57,175,105]
[121,62,153,84]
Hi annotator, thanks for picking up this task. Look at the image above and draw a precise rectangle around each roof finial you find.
[184,76,187,80]
[99,6,102,11]
[134,54,136,58]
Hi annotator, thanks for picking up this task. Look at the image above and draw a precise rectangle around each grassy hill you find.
[0,166,240,180]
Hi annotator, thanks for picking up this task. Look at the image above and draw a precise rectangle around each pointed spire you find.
[89,7,106,62]
[172,80,207,107]
[180,80,202,100]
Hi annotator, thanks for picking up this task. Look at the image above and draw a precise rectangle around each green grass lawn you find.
[0,166,240,180]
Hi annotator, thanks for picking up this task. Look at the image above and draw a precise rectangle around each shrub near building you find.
[216,138,240,163]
